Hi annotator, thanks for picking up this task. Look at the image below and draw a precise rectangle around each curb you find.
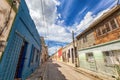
[58,61,116,80]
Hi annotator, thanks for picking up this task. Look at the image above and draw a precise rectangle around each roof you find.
[76,5,120,39]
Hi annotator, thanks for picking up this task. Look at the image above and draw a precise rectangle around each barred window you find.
[101,26,106,34]
[110,19,118,30]
[83,35,87,43]
[86,53,94,62]
[96,28,102,36]
[105,23,111,32]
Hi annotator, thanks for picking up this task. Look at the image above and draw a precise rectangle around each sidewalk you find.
[76,67,116,80]
[26,62,47,80]
[26,60,117,80]
[60,61,116,80]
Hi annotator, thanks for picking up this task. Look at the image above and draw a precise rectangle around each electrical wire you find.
[40,0,49,48]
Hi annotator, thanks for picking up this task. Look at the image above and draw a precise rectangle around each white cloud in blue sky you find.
[25,0,118,55]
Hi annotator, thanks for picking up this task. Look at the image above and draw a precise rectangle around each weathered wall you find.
[0,0,41,80]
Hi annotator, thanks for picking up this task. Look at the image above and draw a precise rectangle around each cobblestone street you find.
[43,60,101,80]
[27,60,113,80]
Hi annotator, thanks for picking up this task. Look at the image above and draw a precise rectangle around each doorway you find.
[14,41,28,79]
[71,48,74,63]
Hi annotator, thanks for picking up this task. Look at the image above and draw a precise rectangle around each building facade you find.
[76,29,95,50]
[51,48,63,62]
[40,36,48,64]
[76,5,120,79]
[0,0,41,80]
[51,51,58,61]
[62,42,77,67]
[0,0,18,59]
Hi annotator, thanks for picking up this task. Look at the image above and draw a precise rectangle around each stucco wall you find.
[0,1,41,80]
[78,40,120,78]
[77,30,95,50]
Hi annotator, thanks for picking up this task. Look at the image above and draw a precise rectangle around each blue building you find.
[0,0,41,80]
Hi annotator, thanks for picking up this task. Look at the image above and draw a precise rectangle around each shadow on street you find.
[44,60,67,80]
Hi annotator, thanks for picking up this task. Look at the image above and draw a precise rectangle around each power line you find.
[40,0,49,41]
[40,0,49,48]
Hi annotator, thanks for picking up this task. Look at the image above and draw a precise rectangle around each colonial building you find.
[51,51,58,61]
[0,0,41,80]
[62,42,77,67]
[76,5,120,79]
[51,48,63,62]
[58,48,63,61]
[40,36,48,64]
[76,29,95,50]
[0,0,19,59]
[94,6,120,44]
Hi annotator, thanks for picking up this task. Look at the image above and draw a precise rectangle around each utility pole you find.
[72,31,77,67]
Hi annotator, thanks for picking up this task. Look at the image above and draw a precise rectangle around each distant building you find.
[51,51,58,61]
[40,36,48,64]
[76,5,120,79]
[58,48,63,61]
[51,47,63,62]
[0,0,41,80]
[62,42,77,67]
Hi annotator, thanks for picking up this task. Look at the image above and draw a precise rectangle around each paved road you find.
[43,60,101,80]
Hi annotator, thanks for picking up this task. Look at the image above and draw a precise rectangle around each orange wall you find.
[94,13,120,45]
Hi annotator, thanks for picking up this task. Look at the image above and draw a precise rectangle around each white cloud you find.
[25,0,72,55]
[25,0,114,55]
[25,0,72,43]
[37,24,72,43]
[76,12,94,33]
[25,0,57,26]
[48,46,61,55]
[53,0,61,6]
[75,8,110,35]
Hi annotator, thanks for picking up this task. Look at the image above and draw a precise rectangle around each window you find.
[86,53,94,62]
[31,48,35,63]
[110,19,118,30]
[103,51,115,66]
[105,22,111,32]
[83,35,87,43]
[96,28,102,36]
[75,47,77,58]
[68,49,70,58]
[101,26,107,34]
[35,50,39,62]
[28,45,34,67]
[116,15,120,27]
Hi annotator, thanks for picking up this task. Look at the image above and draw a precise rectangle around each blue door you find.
[14,41,28,79]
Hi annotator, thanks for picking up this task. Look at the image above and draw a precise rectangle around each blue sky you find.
[56,0,116,26]
[26,0,118,55]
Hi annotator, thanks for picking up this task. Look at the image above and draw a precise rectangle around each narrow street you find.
[43,60,101,80]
